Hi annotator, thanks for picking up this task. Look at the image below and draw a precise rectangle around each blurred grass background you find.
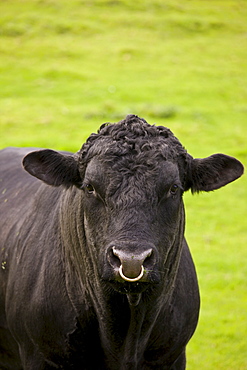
[0,1,246,368]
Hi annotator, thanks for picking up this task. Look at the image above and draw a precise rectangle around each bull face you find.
[23,115,244,303]
[81,155,185,297]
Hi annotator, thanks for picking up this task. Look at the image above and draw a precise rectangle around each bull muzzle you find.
[107,244,157,282]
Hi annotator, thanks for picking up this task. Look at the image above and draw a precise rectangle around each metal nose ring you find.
[119,265,144,282]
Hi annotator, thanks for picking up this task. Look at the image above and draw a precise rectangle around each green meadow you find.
[0,0,246,368]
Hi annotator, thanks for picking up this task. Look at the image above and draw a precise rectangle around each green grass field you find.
[0,1,246,368]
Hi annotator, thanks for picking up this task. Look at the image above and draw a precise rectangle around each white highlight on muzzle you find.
[119,265,144,282]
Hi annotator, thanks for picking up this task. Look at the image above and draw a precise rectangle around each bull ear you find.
[23,149,82,188]
[187,153,244,193]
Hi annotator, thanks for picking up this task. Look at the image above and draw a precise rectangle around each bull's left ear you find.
[23,149,82,188]
[186,153,244,193]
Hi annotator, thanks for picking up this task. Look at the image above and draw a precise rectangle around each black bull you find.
[0,115,244,369]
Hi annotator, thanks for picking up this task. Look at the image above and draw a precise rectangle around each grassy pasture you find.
[0,1,246,368]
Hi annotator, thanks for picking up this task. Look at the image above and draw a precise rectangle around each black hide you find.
[0,115,244,369]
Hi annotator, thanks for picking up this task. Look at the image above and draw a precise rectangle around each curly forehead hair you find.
[79,114,188,162]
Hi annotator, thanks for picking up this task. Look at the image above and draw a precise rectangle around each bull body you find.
[0,116,243,369]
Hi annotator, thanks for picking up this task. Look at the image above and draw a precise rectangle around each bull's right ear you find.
[23,149,82,188]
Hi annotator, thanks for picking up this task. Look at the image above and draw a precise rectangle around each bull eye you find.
[170,184,179,196]
[85,184,94,194]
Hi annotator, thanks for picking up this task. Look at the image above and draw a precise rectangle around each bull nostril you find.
[143,250,153,268]
[108,246,121,268]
